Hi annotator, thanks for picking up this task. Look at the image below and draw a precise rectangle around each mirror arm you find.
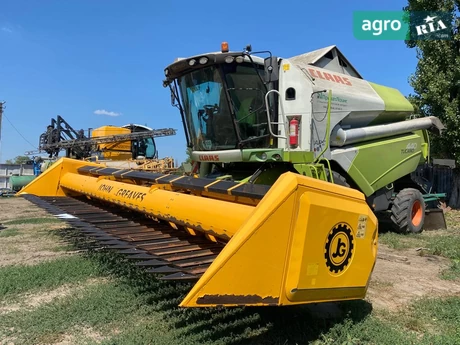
[264,56,279,83]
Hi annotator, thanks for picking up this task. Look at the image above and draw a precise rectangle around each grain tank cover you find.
[289,45,363,79]
[288,46,414,127]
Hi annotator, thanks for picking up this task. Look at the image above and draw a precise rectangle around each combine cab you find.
[19,42,444,307]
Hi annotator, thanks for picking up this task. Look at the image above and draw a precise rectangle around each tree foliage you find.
[5,155,31,165]
[404,0,460,161]
[184,147,193,164]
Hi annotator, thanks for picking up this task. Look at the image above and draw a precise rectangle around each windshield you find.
[179,66,236,150]
[136,137,157,158]
[177,63,269,151]
[222,64,268,145]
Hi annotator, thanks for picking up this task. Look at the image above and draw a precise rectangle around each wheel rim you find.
[411,200,423,227]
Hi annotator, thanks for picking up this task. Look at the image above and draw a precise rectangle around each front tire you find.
[390,188,426,233]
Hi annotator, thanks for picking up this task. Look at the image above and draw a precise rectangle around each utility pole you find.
[0,101,4,163]
[0,101,4,141]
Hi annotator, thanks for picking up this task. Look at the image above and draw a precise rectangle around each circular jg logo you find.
[324,223,355,275]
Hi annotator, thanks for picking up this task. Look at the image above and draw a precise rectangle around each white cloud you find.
[94,109,122,117]
[1,27,13,33]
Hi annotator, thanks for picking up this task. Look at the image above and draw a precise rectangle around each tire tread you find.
[390,188,425,233]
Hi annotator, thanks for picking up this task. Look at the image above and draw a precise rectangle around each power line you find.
[3,111,37,150]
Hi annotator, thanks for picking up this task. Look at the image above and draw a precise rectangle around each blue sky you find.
[0,0,418,164]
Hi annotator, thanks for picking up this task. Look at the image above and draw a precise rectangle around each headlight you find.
[235,56,244,63]
[189,59,197,66]
[225,56,235,63]
[199,57,208,64]
[164,69,169,76]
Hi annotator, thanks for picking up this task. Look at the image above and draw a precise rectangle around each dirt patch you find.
[0,233,74,267]
[0,278,107,315]
[0,197,50,223]
[40,326,106,345]
[367,244,460,312]
[0,198,72,267]
[0,336,17,345]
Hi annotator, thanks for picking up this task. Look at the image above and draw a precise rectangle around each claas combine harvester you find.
[19,43,444,308]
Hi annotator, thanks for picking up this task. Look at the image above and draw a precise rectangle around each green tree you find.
[404,0,460,206]
[184,147,193,164]
[5,155,31,165]
[174,148,194,175]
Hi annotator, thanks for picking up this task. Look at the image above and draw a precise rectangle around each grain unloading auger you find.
[19,157,378,307]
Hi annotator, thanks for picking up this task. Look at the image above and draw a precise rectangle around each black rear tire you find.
[390,188,426,234]
[326,169,350,188]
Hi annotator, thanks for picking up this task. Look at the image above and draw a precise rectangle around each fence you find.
[413,161,455,201]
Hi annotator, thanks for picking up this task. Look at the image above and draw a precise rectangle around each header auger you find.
[19,157,377,307]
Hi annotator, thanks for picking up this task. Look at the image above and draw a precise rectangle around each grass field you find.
[1,197,460,345]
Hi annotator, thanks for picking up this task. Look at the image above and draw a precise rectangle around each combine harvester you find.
[19,43,444,308]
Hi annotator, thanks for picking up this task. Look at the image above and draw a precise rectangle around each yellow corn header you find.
[18,157,378,307]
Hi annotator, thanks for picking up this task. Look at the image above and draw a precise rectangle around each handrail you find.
[264,89,287,141]
[314,90,332,163]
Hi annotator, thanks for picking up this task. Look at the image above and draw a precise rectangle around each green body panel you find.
[368,82,414,125]
[343,132,426,196]
[283,151,315,163]
[293,163,327,181]
[247,163,327,185]
[240,149,315,164]
[241,148,284,162]
[414,129,430,163]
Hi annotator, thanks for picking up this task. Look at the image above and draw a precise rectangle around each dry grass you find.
[0,198,75,267]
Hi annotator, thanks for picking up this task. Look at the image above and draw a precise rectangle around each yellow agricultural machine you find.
[18,43,443,308]
[30,115,176,162]
[25,115,179,175]
[20,157,378,307]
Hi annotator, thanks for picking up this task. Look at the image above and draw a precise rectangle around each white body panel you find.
[191,150,243,163]
[277,60,314,151]
[277,57,413,158]
[305,65,385,128]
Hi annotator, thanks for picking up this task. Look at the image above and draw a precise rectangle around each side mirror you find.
[264,56,279,83]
